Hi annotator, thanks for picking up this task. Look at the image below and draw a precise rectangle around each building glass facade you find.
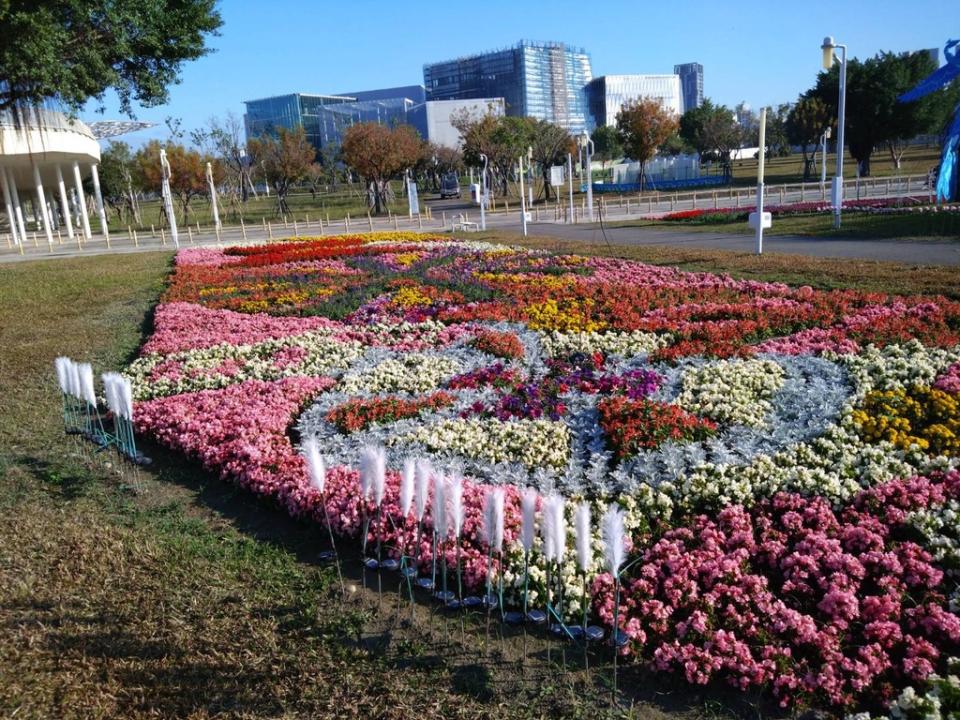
[244,93,417,151]
[424,41,593,132]
[674,63,704,114]
[587,75,681,127]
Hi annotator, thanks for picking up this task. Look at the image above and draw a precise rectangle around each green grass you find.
[0,252,723,719]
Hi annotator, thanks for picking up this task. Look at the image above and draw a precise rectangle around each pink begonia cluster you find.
[755,302,946,355]
[175,247,245,267]
[142,302,337,355]
[934,362,960,394]
[591,472,960,709]
[134,375,522,590]
[143,302,475,357]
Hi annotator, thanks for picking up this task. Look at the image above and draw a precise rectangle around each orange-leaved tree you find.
[341,123,423,214]
[135,140,221,224]
[246,126,315,216]
[616,97,680,190]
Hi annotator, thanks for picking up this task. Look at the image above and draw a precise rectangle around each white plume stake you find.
[414,458,432,522]
[449,474,464,539]
[602,503,626,577]
[68,359,81,400]
[484,488,505,553]
[575,501,592,573]
[119,376,133,421]
[359,444,385,503]
[521,487,538,553]
[399,458,415,517]
[301,436,326,494]
[432,473,448,539]
[78,363,96,407]
[55,357,70,394]
[549,494,567,563]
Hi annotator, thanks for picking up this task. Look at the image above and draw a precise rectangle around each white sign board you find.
[408,182,420,216]
[550,166,565,187]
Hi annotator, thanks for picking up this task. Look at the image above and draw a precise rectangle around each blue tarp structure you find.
[592,174,730,194]
[898,39,960,203]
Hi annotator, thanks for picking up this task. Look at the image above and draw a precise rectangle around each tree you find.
[247,126,316,215]
[340,123,423,214]
[0,0,221,113]
[529,119,574,201]
[194,112,257,205]
[452,109,532,197]
[591,125,623,177]
[764,104,792,157]
[807,50,954,176]
[98,140,141,224]
[786,96,832,180]
[134,140,220,224]
[616,97,679,189]
[679,99,740,166]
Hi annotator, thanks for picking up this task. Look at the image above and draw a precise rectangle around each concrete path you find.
[514,222,960,266]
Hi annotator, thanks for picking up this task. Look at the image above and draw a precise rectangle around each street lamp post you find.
[821,36,847,229]
[580,131,595,222]
[820,126,832,195]
[518,146,532,237]
[479,153,488,231]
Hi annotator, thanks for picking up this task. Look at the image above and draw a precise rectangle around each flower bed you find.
[659,196,928,223]
[123,233,960,716]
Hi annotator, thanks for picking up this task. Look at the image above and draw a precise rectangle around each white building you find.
[587,74,682,128]
[0,107,107,249]
[408,98,505,148]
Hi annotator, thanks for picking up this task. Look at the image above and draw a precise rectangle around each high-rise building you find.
[674,62,704,113]
[423,40,593,132]
[587,75,682,127]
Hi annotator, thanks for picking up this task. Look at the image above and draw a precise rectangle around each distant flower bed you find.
[659,196,927,223]
[125,234,960,716]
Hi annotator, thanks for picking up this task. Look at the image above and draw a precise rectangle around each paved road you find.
[513,221,960,266]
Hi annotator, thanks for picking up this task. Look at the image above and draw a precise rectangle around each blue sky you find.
[84,0,957,146]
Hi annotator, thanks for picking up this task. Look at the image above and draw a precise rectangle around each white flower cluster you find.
[358,320,453,347]
[837,340,960,399]
[675,358,786,427]
[538,329,668,358]
[909,499,960,572]
[128,332,363,400]
[338,353,461,394]
[393,417,570,470]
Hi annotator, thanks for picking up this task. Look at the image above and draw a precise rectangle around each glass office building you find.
[423,41,593,132]
[674,63,704,113]
[587,75,682,127]
[244,91,418,151]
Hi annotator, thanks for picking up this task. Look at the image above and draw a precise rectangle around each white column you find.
[72,161,92,239]
[32,164,54,247]
[55,165,74,241]
[6,168,27,241]
[90,163,109,239]
[159,149,179,247]
[1,165,20,247]
[206,162,221,230]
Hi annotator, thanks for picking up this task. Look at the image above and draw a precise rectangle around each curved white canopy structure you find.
[0,107,107,248]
